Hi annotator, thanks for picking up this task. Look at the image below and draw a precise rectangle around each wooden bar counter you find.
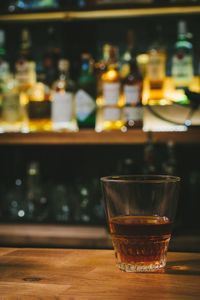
[0,248,199,299]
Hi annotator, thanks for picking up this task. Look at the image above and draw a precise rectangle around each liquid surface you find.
[110,215,172,236]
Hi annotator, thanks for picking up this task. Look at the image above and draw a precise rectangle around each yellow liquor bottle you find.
[95,46,124,131]
[27,82,51,132]
[146,26,167,104]
[0,77,28,132]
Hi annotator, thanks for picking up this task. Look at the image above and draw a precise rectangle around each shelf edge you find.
[0,6,200,22]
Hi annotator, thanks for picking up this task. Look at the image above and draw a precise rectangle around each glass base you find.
[117,259,166,273]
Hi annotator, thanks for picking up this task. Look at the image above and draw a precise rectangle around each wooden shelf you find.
[0,6,200,22]
[0,129,199,145]
[0,223,199,251]
[0,224,111,248]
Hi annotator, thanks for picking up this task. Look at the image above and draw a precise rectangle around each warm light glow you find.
[142,76,200,106]
[28,82,45,102]
[103,69,118,81]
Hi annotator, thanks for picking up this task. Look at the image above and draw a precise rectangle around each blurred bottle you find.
[95,45,124,131]
[95,44,111,97]
[75,53,96,129]
[101,46,121,106]
[4,152,26,221]
[0,30,29,132]
[51,59,78,131]
[27,82,51,131]
[171,20,194,90]
[121,33,143,129]
[25,161,48,222]
[0,31,29,132]
[162,141,177,175]
[49,183,71,223]
[6,0,59,12]
[15,28,36,93]
[74,180,92,223]
[147,25,166,104]
[0,78,28,132]
[90,178,105,224]
[143,135,158,175]
[37,26,61,87]
[0,30,11,97]
[30,0,59,10]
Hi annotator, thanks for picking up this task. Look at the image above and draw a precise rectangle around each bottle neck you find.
[59,69,69,81]
[19,30,32,60]
[81,59,91,75]
[0,44,6,58]
[0,30,6,58]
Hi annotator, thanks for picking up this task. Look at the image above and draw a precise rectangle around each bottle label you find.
[15,60,36,87]
[123,106,143,122]
[124,85,140,105]
[2,94,21,122]
[103,107,121,121]
[52,92,73,123]
[103,83,120,105]
[172,55,193,86]
[75,89,96,121]
[148,53,165,81]
[28,101,50,120]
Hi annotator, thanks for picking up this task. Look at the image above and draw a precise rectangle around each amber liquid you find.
[109,216,172,271]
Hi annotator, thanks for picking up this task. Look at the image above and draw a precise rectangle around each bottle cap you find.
[178,20,187,35]
[81,53,91,60]
[58,59,70,71]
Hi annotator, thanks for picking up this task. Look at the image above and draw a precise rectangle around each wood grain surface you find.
[0,249,199,299]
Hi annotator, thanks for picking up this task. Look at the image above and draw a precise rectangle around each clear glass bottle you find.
[51,59,78,131]
[75,53,96,129]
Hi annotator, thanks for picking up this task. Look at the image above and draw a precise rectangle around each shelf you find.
[0,129,200,145]
[0,11,67,22]
[0,224,111,248]
[0,6,200,22]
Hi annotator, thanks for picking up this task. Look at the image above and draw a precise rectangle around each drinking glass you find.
[101,175,180,272]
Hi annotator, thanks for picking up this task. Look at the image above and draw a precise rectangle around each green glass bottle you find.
[172,20,193,88]
[75,53,96,129]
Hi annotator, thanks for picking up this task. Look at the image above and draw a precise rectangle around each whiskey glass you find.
[101,175,180,272]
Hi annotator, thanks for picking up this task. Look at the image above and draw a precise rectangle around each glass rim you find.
[101,175,181,183]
